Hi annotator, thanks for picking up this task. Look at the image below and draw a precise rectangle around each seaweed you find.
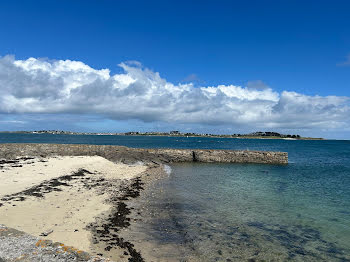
[0,169,91,204]
[87,177,145,262]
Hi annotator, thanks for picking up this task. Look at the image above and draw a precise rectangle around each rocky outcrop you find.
[0,224,109,262]
[0,144,288,165]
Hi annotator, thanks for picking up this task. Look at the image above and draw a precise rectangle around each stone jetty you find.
[0,143,288,165]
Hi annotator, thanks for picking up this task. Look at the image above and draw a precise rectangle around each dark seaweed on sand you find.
[0,164,146,261]
[87,177,145,262]
[0,169,91,204]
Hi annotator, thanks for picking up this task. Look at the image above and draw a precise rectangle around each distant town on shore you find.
[0,130,324,140]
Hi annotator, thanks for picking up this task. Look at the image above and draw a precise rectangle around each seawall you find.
[0,143,288,165]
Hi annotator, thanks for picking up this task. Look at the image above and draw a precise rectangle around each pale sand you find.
[0,156,147,254]
[0,156,145,196]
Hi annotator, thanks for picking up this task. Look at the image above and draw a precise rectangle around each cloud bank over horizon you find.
[0,55,349,135]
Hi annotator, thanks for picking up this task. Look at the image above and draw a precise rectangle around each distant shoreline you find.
[0,131,325,140]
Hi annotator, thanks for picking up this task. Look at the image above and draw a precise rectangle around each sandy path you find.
[0,156,146,255]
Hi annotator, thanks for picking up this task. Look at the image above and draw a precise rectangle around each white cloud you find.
[0,55,349,131]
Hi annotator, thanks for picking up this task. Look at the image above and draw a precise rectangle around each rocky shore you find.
[0,225,110,262]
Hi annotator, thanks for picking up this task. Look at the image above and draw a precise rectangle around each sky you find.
[0,0,349,139]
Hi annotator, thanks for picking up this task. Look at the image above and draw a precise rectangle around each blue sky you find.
[0,0,350,138]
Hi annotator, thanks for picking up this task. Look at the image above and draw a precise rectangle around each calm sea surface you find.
[1,133,350,261]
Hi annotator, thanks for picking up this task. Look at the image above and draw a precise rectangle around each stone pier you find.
[0,143,288,165]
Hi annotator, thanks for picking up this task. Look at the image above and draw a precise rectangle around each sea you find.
[1,133,350,261]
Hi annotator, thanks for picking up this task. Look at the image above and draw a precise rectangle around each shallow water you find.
[128,141,350,261]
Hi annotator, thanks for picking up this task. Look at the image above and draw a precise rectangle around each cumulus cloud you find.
[0,55,349,130]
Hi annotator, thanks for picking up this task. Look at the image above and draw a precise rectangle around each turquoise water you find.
[142,162,350,261]
[135,140,350,261]
[1,134,350,260]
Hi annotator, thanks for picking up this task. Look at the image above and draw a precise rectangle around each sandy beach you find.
[0,156,148,261]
